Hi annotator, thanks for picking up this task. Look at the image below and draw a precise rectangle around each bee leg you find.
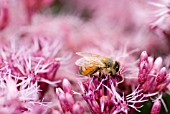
[89,71,95,77]
[99,72,101,77]
[89,74,93,77]
[97,72,102,81]
[110,72,116,78]
[109,71,113,78]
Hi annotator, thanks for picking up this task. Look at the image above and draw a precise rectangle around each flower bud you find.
[156,67,167,83]
[153,57,162,71]
[148,57,154,71]
[140,51,148,62]
[151,100,161,114]
[72,102,84,114]
[100,96,109,112]
[62,79,73,94]
[138,74,147,84]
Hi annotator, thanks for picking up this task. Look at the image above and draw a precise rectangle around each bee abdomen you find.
[79,66,88,75]
[79,66,98,76]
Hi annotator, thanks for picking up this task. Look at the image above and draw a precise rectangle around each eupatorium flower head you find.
[138,51,170,93]
[56,79,85,114]
[79,74,146,114]
[0,66,48,114]
[0,37,61,85]
[149,0,170,37]
[138,51,170,113]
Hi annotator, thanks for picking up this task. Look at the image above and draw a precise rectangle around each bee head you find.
[114,61,120,73]
[105,58,113,67]
[108,61,120,77]
[109,61,120,75]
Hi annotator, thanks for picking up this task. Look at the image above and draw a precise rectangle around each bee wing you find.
[75,57,106,68]
[76,52,100,58]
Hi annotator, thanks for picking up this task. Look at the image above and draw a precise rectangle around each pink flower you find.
[0,66,48,114]
[0,35,66,113]
[0,0,170,113]
[0,37,61,86]
[56,79,85,114]
[79,74,146,113]
[138,51,170,93]
[149,0,170,36]
[0,0,9,30]
[23,0,53,21]
[74,50,170,113]
[138,51,170,112]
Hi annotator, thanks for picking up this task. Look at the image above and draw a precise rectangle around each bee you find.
[75,52,120,77]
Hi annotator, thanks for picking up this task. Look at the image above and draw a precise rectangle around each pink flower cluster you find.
[0,0,170,114]
[138,51,170,93]
[138,51,170,114]
[0,36,62,113]
[56,79,84,114]
[149,0,170,36]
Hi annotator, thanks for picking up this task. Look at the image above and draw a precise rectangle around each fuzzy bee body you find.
[79,65,99,76]
[75,52,120,77]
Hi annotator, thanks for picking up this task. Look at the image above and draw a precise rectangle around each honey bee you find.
[75,52,120,77]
